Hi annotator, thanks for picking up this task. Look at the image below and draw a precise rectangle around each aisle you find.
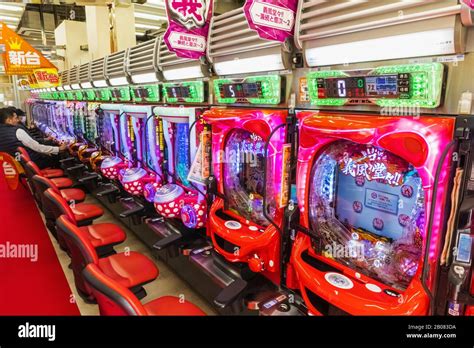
[0,174,80,315]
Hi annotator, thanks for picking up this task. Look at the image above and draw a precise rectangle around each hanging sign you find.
[32,68,60,88]
[0,22,57,75]
[244,0,297,42]
[163,0,213,59]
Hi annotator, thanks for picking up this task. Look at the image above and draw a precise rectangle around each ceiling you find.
[0,0,242,64]
[0,1,168,55]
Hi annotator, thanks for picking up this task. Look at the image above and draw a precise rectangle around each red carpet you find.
[0,173,80,315]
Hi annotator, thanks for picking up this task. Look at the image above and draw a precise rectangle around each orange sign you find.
[0,22,56,75]
[0,152,21,191]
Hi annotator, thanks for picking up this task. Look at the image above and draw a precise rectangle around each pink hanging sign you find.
[164,0,213,60]
[244,0,297,42]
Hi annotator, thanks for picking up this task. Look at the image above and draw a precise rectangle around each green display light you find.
[95,88,111,101]
[373,63,444,108]
[52,92,59,100]
[85,89,96,101]
[307,63,444,108]
[65,91,75,100]
[162,81,204,103]
[75,90,84,101]
[131,84,160,103]
[110,86,131,102]
[214,75,281,105]
[58,91,66,100]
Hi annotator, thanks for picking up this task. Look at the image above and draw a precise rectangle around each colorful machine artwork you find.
[289,112,455,315]
[203,108,288,284]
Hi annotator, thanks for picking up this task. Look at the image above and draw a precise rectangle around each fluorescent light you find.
[63,85,72,90]
[71,84,81,90]
[0,4,24,12]
[162,65,204,81]
[135,32,144,36]
[135,23,161,30]
[80,82,93,89]
[213,53,285,75]
[135,12,167,21]
[146,0,165,6]
[131,72,159,84]
[0,15,20,22]
[306,28,456,67]
[109,76,129,86]
[57,86,64,91]
[92,79,108,87]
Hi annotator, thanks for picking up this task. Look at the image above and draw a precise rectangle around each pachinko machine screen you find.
[73,110,85,137]
[309,141,424,290]
[223,129,273,227]
[97,112,118,154]
[84,113,98,142]
[120,115,145,164]
[145,116,163,174]
[174,123,191,186]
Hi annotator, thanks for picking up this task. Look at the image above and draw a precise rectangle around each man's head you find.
[0,107,20,126]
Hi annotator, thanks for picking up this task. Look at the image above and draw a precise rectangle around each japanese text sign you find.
[164,0,213,59]
[244,0,297,42]
[0,22,57,75]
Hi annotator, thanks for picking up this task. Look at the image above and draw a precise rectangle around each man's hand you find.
[59,143,68,152]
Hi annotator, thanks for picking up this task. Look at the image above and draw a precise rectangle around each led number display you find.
[214,75,281,105]
[307,63,444,108]
[131,85,160,103]
[162,81,205,103]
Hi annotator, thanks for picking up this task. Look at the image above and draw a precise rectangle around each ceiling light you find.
[135,32,144,36]
[0,15,20,22]
[146,0,165,6]
[134,12,167,21]
[305,28,456,66]
[135,23,161,30]
[0,4,24,12]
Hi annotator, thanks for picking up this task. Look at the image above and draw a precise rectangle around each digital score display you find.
[317,74,410,99]
[165,86,191,99]
[306,63,444,108]
[133,88,150,99]
[220,82,263,99]
[214,75,281,105]
[111,89,122,98]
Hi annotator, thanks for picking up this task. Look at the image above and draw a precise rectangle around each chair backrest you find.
[31,175,60,210]
[82,263,147,316]
[17,147,31,162]
[56,215,100,297]
[24,160,42,179]
[43,188,77,223]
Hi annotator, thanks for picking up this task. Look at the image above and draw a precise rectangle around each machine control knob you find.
[181,204,198,228]
[248,255,265,273]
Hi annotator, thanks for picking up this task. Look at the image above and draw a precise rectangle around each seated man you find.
[8,107,55,145]
[0,107,66,169]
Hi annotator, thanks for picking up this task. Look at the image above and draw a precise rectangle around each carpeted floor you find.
[0,174,80,315]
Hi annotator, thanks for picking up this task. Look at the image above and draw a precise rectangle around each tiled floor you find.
[47,195,217,316]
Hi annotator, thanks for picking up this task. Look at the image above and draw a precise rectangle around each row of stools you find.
[17,147,206,316]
